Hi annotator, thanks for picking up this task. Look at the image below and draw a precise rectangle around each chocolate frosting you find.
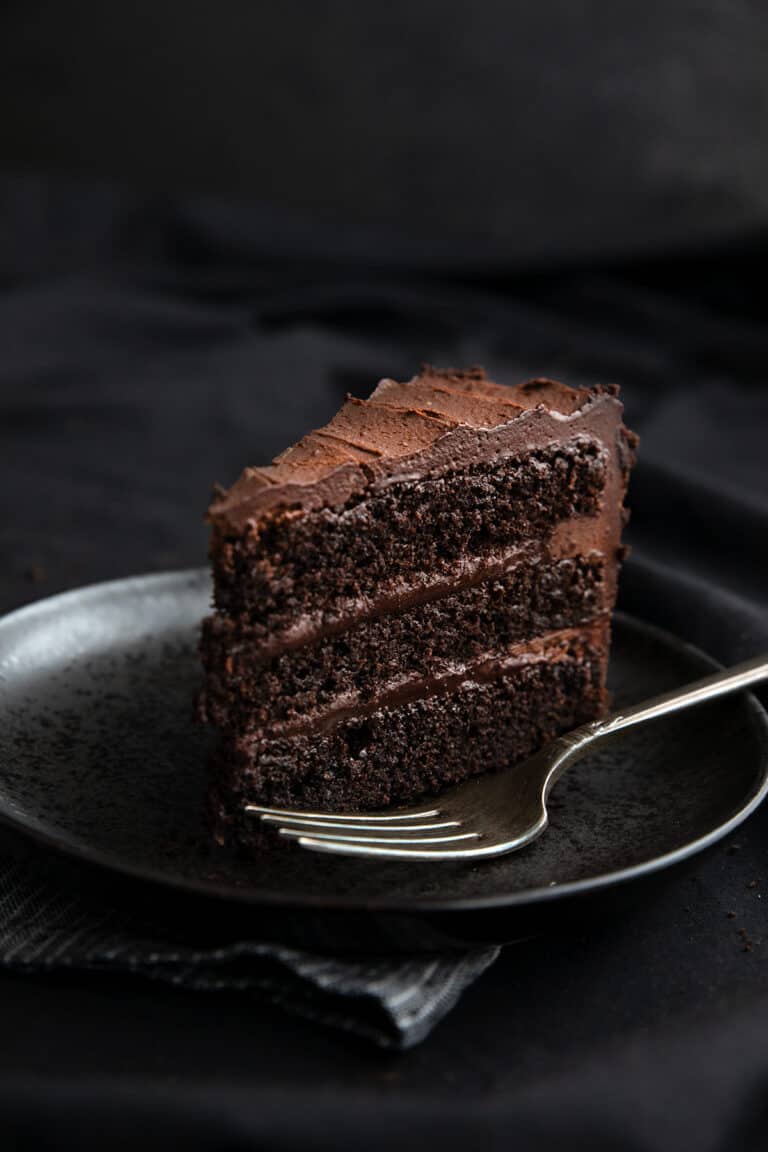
[208,367,621,532]
[245,619,610,741]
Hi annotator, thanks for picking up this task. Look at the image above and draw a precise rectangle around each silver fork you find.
[246,655,768,861]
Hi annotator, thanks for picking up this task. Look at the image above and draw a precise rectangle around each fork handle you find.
[591,653,768,739]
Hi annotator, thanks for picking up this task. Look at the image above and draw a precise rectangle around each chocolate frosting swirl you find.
[209,367,620,532]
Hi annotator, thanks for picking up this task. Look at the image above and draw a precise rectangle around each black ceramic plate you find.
[0,570,766,952]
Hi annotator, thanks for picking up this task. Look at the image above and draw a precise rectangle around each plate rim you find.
[1,567,767,915]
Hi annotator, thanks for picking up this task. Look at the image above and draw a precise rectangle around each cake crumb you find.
[737,927,754,952]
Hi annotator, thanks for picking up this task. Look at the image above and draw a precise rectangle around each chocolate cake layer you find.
[212,436,608,629]
[211,626,607,840]
[201,553,608,731]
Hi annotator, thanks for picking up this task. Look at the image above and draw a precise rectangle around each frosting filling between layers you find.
[249,618,610,740]
[212,432,615,631]
[212,623,610,814]
[211,514,612,659]
[201,550,610,734]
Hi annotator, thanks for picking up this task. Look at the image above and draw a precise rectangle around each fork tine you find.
[263,815,460,832]
[296,836,491,860]
[244,804,441,822]
[279,828,479,846]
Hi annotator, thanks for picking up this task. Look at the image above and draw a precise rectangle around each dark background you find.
[2,0,768,267]
[1,3,768,1150]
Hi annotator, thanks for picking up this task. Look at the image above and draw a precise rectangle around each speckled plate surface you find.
[0,570,766,950]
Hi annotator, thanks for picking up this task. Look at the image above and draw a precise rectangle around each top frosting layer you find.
[210,367,618,531]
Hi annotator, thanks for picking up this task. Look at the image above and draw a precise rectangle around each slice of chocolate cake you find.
[201,367,636,850]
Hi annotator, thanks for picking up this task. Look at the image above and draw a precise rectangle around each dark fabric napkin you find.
[0,856,497,1049]
[0,179,767,1134]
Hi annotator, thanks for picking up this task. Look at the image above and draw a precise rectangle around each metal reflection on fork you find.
[245,655,768,862]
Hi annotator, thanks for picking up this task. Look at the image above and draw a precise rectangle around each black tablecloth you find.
[1,180,767,1151]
